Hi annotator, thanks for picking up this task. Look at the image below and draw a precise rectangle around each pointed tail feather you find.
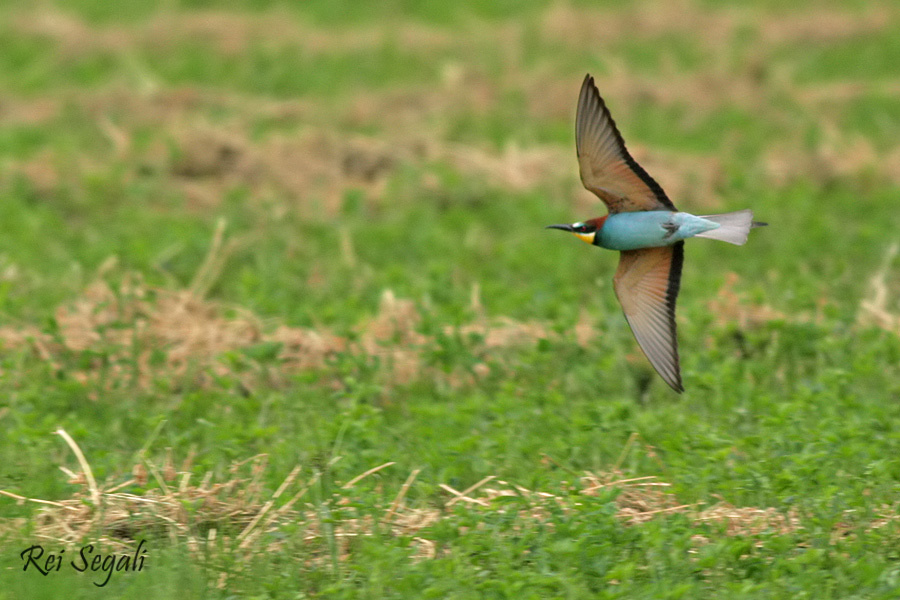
[694,209,767,246]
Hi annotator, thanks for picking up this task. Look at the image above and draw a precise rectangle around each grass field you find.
[2,0,900,597]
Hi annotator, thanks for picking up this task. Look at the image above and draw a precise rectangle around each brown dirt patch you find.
[3,79,739,217]
[0,268,567,393]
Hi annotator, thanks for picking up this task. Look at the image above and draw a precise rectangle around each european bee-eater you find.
[548,74,766,393]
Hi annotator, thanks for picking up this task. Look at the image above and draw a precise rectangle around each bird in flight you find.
[548,74,766,393]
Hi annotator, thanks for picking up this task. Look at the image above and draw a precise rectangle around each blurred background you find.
[2,0,900,596]
[2,0,898,323]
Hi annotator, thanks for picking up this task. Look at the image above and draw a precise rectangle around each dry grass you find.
[4,426,896,584]
[706,272,787,330]
[0,242,564,392]
[2,88,574,214]
[3,239,884,398]
[16,70,899,201]
[7,81,898,226]
[1,429,820,578]
[540,1,894,50]
[11,8,455,58]
[764,124,900,188]
[0,78,798,223]
[858,243,900,334]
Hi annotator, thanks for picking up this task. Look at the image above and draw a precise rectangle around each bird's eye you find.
[573,223,592,233]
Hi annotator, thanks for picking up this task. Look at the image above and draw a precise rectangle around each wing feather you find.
[613,243,684,392]
[576,74,676,213]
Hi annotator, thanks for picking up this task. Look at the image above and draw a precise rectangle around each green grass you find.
[2,0,900,597]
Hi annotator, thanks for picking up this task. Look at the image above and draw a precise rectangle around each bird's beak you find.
[547,223,595,245]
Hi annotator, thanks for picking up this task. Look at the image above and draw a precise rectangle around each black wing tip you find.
[580,73,605,109]
[666,242,684,307]
[577,73,600,117]
[666,242,684,393]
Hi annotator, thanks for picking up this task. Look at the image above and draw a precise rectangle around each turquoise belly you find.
[596,212,719,251]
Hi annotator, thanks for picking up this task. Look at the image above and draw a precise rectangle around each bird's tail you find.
[694,209,767,246]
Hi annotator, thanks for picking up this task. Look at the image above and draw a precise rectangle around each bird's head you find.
[546,216,607,245]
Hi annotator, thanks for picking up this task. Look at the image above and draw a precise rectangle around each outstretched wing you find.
[613,243,684,392]
[576,74,676,214]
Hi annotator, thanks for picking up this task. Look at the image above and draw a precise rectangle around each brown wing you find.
[576,74,676,213]
[613,243,684,392]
